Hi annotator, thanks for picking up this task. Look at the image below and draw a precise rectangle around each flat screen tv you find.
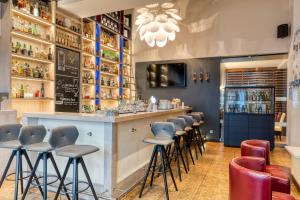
[147,63,187,88]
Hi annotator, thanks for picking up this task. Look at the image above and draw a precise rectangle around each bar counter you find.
[22,107,190,200]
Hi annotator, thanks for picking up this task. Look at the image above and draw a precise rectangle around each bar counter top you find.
[23,107,191,123]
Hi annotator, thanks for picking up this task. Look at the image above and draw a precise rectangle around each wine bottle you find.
[48,48,52,60]
[21,44,27,55]
[40,83,45,98]
[20,84,24,98]
[28,45,33,56]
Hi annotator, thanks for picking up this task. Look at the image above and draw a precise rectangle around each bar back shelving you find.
[10,0,56,119]
[7,1,134,116]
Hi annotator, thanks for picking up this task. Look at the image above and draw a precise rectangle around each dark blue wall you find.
[135,58,221,141]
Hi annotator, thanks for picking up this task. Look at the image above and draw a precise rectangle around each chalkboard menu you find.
[55,47,80,113]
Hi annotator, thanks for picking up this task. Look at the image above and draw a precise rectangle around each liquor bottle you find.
[28,45,33,56]
[20,84,24,98]
[21,44,27,55]
[33,2,39,17]
[48,48,52,60]
[12,42,16,53]
[40,83,45,98]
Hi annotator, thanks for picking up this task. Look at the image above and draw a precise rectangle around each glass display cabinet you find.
[224,86,275,149]
[225,86,275,114]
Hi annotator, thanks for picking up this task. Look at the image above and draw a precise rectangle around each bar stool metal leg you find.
[162,145,178,191]
[23,150,44,196]
[22,152,71,200]
[139,145,157,198]
[182,135,190,171]
[54,158,72,200]
[150,149,158,187]
[49,153,71,200]
[21,154,42,200]
[0,150,16,188]
[79,157,98,200]
[72,158,79,200]
[193,129,203,156]
[19,153,24,194]
[14,150,20,200]
[43,153,47,200]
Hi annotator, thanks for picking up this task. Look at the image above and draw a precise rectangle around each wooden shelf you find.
[82,36,95,43]
[12,53,54,64]
[82,67,95,72]
[12,97,54,101]
[82,52,96,57]
[11,8,54,27]
[11,76,54,82]
[101,57,119,64]
[100,25,119,35]
[12,30,54,45]
[100,71,118,77]
[103,14,120,24]
[101,98,118,101]
[56,24,82,36]
[101,43,119,52]
[56,43,81,53]
[82,83,95,87]
[101,85,119,89]
[82,98,95,101]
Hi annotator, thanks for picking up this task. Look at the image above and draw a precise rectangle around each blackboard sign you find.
[55,47,80,113]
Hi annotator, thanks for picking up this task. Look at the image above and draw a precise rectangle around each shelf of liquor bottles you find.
[8,1,134,115]
[10,0,55,118]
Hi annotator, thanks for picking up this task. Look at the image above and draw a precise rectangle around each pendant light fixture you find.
[135,2,182,48]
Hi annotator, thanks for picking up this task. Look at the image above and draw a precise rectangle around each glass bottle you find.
[20,84,24,98]
[40,83,45,98]
[48,48,52,60]
[33,2,39,17]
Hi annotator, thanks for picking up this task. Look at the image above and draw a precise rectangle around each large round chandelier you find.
[135,2,182,48]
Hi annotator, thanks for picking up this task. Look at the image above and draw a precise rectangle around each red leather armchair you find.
[241,140,291,194]
[229,157,295,200]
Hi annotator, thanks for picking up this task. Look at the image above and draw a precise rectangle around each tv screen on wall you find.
[147,63,187,88]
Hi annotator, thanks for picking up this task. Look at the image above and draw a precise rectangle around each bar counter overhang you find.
[22,107,190,199]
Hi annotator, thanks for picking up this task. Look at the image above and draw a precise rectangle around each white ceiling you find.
[222,59,288,69]
[58,0,167,18]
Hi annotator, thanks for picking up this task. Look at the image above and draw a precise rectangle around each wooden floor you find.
[0,141,299,200]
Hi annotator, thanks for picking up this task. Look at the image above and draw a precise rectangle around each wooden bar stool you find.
[139,122,178,200]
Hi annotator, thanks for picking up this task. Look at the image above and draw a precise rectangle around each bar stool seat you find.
[0,140,22,149]
[143,137,174,146]
[193,122,200,126]
[184,127,193,132]
[176,130,186,136]
[25,142,53,152]
[55,145,99,158]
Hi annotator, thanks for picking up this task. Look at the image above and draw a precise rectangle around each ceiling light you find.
[136,2,181,48]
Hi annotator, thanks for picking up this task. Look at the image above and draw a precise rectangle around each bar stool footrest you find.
[30,174,59,188]
[5,171,31,181]
[59,181,90,196]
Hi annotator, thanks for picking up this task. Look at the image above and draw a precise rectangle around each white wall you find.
[133,0,291,62]
[287,0,300,146]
